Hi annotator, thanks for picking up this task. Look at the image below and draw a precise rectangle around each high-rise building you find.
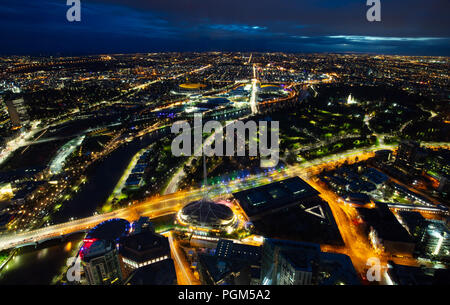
[117,217,176,284]
[317,252,360,285]
[260,238,360,285]
[215,239,261,261]
[416,221,450,262]
[5,98,29,128]
[118,230,173,279]
[0,98,9,126]
[81,239,123,285]
[374,149,393,162]
[124,259,177,285]
[260,239,320,285]
[213,239,261,285]
[79,218,131,285]
[357,203,415,255]
[79,218,176,285]
[395,140,420,167]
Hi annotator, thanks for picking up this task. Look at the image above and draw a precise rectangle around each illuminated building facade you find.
[81,239,123,285]
[260,239,320,285]
[79,218,131,285]
[177,198,236,231]
[118,230,172,278]
[5,98,28,128]
[416,220,450,263]
[357,203,415,255]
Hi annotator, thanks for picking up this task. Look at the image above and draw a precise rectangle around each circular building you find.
[80,218,130,259]
[204,97,231,107]
[178,198,236,230]
[86,218,130,241]
[175,83,208,95]
[179,83,207,90]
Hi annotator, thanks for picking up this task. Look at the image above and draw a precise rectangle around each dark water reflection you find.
[0,233,85,285]
[51,132,164,224]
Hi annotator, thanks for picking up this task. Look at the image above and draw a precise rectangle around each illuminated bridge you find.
[0,190,204,251]
[387,202,449,215]
[0,142,448,252]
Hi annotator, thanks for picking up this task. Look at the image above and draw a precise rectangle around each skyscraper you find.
[118,230,172,279]
[79,218,130,285]
[5,98,28,129]
[395,140,420,167]
[260,238,320,285]
[81,239,123,285]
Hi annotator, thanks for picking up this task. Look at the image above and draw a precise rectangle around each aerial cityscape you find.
[0,0,449,289]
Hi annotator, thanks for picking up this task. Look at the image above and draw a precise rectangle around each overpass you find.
[387,202,449,215]
[1,142,448,252]
[13,230,90,249]
[0,147,370,251]
[0,190,204,251]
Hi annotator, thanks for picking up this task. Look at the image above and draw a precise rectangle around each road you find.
[163,116,252,195]
[167,231,200,285]
[0,121,42,166]
[1,141,449,285]
[0,143,396,251]
[249,64,259,114]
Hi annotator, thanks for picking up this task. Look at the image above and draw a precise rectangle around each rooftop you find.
[86,218,130,241]
[119,231,170,263]
[233,176,320,219]
[125,259,176,285]
[179,198,235,228]
[357,204,413,243]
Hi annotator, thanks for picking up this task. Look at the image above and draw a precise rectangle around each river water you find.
[0,130,167,284]
[0,233,85,285]
[51,131,165,224]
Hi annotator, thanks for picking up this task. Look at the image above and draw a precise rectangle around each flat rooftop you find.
[233,176,320,219]
[357,203,413,243]
[233,178,343,245]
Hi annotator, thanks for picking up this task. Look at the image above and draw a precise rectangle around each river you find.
[0,233,85,285]
[0,130,167,284]
[51,130,166,224]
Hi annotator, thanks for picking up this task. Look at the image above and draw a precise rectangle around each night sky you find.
[1,0,449,56]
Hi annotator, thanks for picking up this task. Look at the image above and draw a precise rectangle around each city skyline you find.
[0,0,449,56]
[0,0,449,290]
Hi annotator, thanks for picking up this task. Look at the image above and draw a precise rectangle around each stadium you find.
[172,83,209,95]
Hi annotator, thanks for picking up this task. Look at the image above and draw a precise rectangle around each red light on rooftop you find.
[79,238,98,259]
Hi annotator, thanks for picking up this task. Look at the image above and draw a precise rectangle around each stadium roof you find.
[179,83,207,89]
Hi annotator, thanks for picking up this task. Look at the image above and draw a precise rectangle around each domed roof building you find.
[80,218,130,259]
[178,198,236,230]
[175,83,209,95]
[85,218,130,241]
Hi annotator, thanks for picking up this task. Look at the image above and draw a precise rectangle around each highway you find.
[167,231,201,285]
[0,141,449,286]
[0,121,42,166]
[163,116,252,195]
[0,143,392,251]
[249,64,259,114]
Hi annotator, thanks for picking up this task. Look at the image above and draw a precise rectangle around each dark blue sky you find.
[1,0,449,55]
